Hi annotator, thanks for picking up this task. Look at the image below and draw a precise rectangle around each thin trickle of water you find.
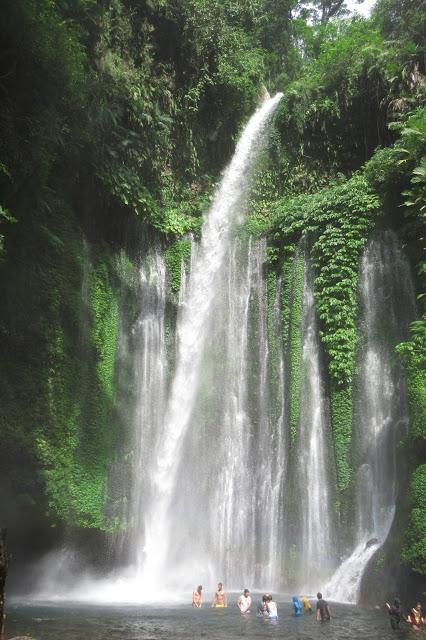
[325,230,416,603]
[294,261,335,591]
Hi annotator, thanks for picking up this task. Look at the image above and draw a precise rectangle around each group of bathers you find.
[192,583,325,622]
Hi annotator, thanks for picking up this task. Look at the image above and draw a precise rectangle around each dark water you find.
[4,600,418,640]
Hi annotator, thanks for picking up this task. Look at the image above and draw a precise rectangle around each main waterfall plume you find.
[131,94,283,596]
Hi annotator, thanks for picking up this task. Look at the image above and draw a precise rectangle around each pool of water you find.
[4,600,415,639]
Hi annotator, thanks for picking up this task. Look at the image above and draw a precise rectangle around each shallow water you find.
[4,600,416,640]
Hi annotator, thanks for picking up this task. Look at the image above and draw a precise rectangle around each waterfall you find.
[160,237,286,591]
[294,260,336,591]
[134,95,283,595]
[130,252,168,566]
[324,230,416,603]
[266,273,287,586]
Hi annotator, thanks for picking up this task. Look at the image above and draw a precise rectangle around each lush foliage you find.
[273,174,380,386]
[287,251,305,445]
[402,465,426,575]
[390,106,426,579]
[165,239,193,293]
[330,388,353,492]
[0,200,130,530]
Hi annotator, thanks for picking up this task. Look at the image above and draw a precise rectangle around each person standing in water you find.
[292,596,303,616]
[316,592,331,621]
[407,602,424,630]
[212,582,228,608]
[385,598,405,629]
[301,595,312,614]
[266,594,278,619]
[257,593,269,616]
[192,585,203,608]
[237,589,252,613]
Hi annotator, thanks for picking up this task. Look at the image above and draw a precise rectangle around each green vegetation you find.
[269,175,379,484]
[287,251,305,446]
[330,387,353,492]
[273,174,380,387]
[90,264,120,400]
[35,249,129,530]
[266,268,280,411]
[165,239,193,293]
[402,465,426,575]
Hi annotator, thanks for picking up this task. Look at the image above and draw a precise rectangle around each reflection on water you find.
[5,601,410,639]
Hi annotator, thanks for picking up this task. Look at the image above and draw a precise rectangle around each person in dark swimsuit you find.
[385,598,404,630]
[316,592,331,621]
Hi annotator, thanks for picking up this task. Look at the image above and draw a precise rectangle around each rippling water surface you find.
[5,599,415,640]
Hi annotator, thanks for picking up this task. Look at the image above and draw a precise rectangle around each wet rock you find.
[365,537,379,548]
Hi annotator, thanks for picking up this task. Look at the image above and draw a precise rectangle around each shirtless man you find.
[212,582,227,608]
[237,589,252,613]
[192,585,203,608]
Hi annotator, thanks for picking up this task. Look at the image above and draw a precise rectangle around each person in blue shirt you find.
[292,596,303,616]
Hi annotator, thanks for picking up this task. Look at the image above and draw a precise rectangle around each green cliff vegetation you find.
[0,0,425,591]
[287,250,305,446]
[271,174,380,489]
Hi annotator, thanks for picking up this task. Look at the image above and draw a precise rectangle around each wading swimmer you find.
[212,582,227,608]
[316,592,331,621]
[257,594,269,616]
[385,598,404,630]
[266,594,278,620]
[407,602,425,630]
[292,596,302,616]
[301,595,312,614]
[192,585,202,608]
[237,589,252,613]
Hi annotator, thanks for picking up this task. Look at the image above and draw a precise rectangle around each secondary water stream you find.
[129,252,168,564]
[324,230,416,602]
[295,261,336,592]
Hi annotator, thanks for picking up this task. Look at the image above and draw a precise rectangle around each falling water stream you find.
[130,252,168,564]
[295,261,336,592]
[131,94,283,596]
[325,230,416,602]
